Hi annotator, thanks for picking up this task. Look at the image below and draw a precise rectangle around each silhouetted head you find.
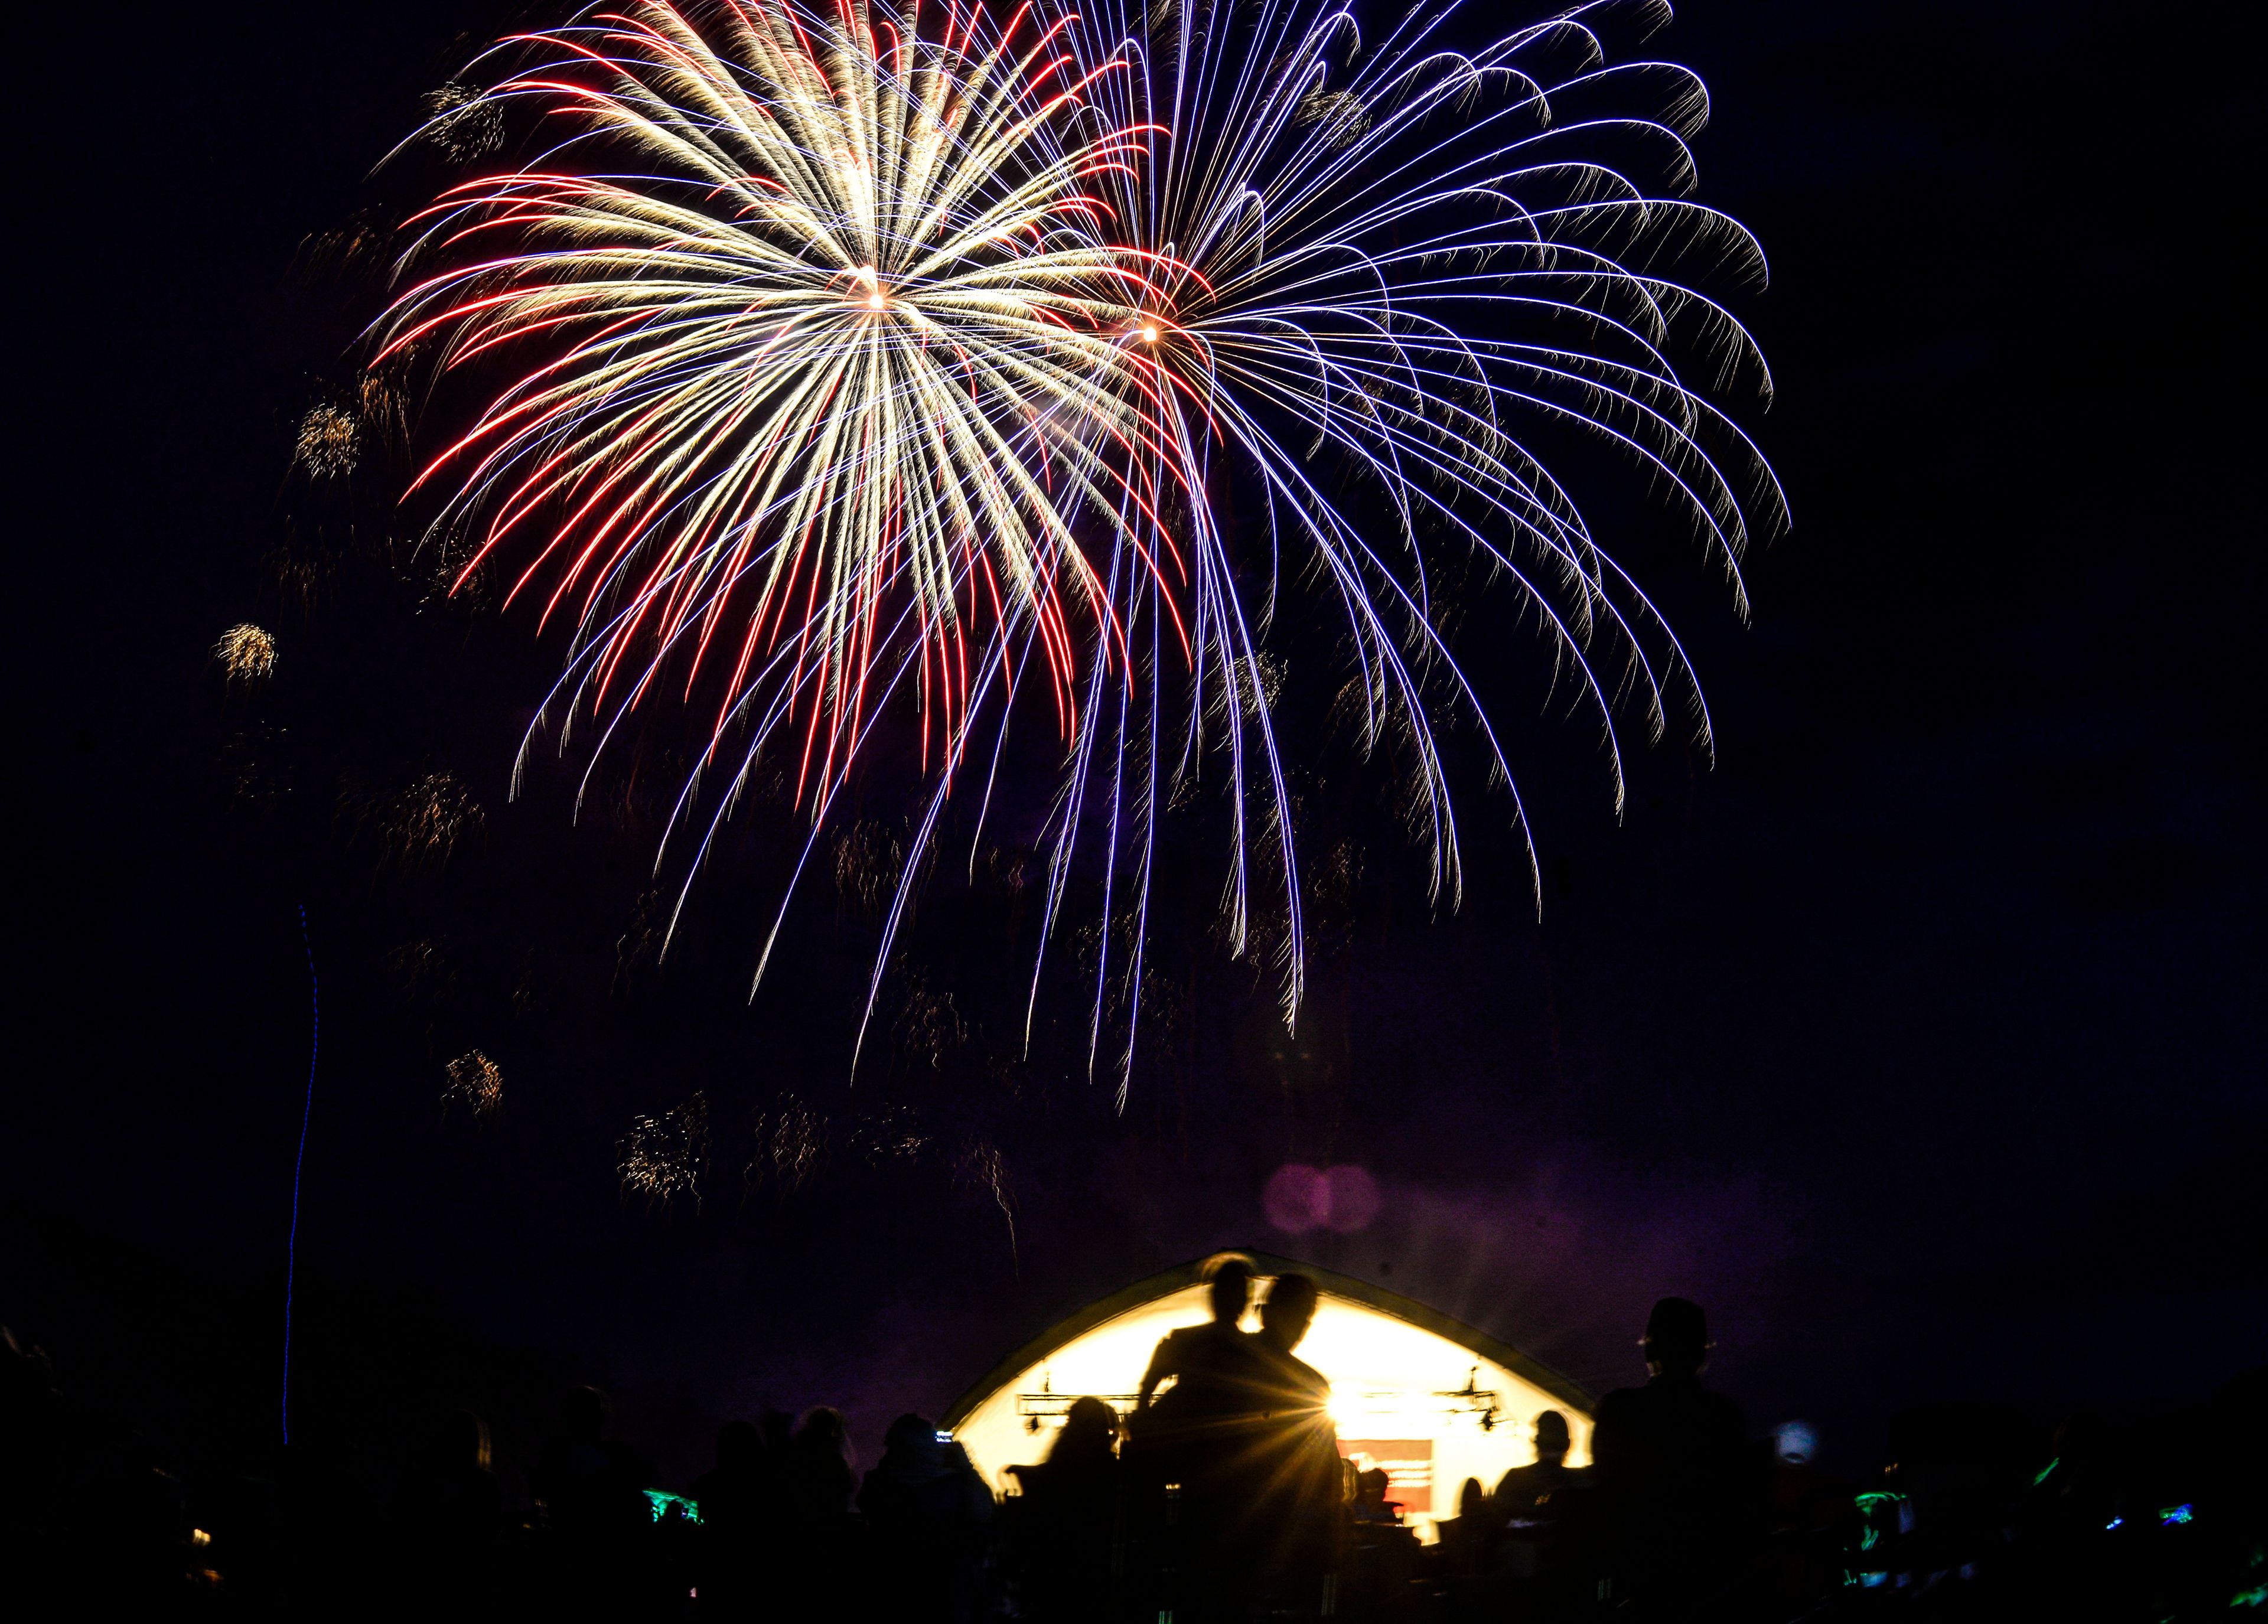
[798,1406,849,1456]
[1356,1467,1389,1507]
[1051,1396,1119,1466]
[1200,1253,1256,1325]
[1533,1409,1570,1466]
[1642,1297,1709,1378]
[561,1386,608,1446]
[1260,1273,1319,1352]
[717,1420,762,1472]
[1459,1476,1487,1519]
[882,1413,943,1468]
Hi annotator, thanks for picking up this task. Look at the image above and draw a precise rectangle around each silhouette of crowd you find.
[3,1271,2260,1620]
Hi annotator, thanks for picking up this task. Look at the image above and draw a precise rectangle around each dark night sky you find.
[8,0,2259,1487]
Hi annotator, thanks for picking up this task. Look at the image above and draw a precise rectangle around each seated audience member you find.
[692,1420,774,1607]
[1494,1409,1584,1514]
[1006,1397,1121,1620]
[534,1387,653,1606]
[1351,1467,1399,1524]
[859,1414,996,1623]
[388,1408,503,1607]
[787,1405,859,1519]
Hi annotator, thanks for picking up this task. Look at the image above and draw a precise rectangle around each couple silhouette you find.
[1126,1255,1341,1618]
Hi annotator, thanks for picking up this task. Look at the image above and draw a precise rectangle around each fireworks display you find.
[214,623,278,683]
[379,0,1783,1092]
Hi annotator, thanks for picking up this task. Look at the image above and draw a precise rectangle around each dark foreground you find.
[6,1319,2262,1620]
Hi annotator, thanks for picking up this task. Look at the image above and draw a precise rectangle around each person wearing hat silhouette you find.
[1589,1297,1753,1616]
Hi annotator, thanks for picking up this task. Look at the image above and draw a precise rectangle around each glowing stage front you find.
[942,1254,1592,1540]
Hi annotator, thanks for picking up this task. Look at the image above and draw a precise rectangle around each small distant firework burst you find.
[379,0,1784,1094]
[750,1094,827,1192]
[419,81,504,160]
[214,623,277,683]
[443,1049,505,1118]
[383,772,485,870]
[293,402,361,479]
[618,1091,710,1206]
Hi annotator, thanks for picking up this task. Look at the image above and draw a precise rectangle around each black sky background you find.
[7,0,2260,1489]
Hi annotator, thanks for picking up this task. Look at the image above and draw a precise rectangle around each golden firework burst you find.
[213,623,277,683]
[442,1050,504,1118]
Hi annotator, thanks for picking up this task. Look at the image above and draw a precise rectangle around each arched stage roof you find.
[943,1252,1595,1538]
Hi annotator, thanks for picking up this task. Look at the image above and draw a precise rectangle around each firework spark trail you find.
[382,0,1177,805]
[1039,0,1787,1069]
[381,0,1783,1095]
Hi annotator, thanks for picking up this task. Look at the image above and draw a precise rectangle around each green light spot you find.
[643,1489,702,1525]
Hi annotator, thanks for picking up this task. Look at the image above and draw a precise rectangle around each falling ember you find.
[214,623,277,682]
[442,1050,504,1118]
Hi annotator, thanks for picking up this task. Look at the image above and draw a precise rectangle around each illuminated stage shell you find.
[943,1254,1593,1540]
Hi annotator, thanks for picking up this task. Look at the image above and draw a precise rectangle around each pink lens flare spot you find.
[1322,1165,1381,1233]
[1263,1163,1328,1232]
[1264,1163,1381,1233]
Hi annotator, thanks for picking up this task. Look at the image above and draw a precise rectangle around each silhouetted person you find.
[1494,1409,1584,1514]
[778,1405,862,1610]
[0,1326,64,1583]
[1136,1254,1256,1414]
[1589,1297,1750,1618]
[859,1414,996,1623]
[1481,1410,1589,1596]
[1352,1467,1399,1524]
[1759,1420,1849,1612]
[787,1405,858,1519]
[1228,1273,1341,1616]
[1433,1476,1489,1581]
[388,1408,503,1610]
[692,1420,775,1610]
[1456,1475,1488,1522]
[535,1387,652,1607]
[1127,1255,1259,1617]
[1007,1396,1122,1620]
